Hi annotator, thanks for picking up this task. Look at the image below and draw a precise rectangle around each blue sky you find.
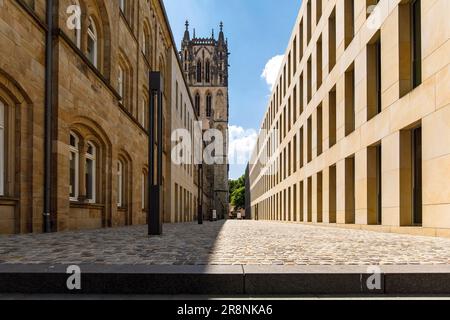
[164,0,302,179]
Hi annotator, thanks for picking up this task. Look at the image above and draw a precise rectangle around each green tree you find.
[231,186,245,209]
[229,174,245,209]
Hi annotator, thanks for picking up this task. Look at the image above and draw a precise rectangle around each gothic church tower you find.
[180,21,230,219]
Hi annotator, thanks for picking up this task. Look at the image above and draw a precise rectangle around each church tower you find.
[180,21,230,219]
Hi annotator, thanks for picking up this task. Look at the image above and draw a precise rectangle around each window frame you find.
[87,17,98,67]
[85,141,97,203]
[69,132,80,201]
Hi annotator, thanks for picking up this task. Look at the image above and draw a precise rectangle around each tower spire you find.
[183,20,190,44]
[218,21,225,44]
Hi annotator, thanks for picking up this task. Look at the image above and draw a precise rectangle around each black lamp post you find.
[148,72,163,236]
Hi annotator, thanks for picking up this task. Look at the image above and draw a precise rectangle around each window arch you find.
[87,17,98,67]
[195,93,200,116]
[196,60,202,83]
[206,93,212,117]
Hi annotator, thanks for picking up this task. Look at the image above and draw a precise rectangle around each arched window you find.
[87,17,98,67]
[85,142,96,203]
[206,93,212,117]
[195,93,200,116]
[196,60,202,83]
[118,66,124,98]
[0,101,4,196]
[70,0,82,48]
[69,132,79,201]
[140,97,146,127]
[205,60,210,83]
[117,160,123,207]
[142,23,151,59]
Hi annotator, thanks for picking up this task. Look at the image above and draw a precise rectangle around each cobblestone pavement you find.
[1,220,450,266]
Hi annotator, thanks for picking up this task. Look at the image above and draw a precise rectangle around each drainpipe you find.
[43,0,54,233]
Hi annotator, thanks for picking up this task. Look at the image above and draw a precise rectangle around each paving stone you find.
[1,221,450,266]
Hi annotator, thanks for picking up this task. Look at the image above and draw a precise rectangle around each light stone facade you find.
[0,0,201,234]
[249,0,450,237]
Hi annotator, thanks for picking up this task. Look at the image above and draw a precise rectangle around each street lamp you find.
[148,72,163,236]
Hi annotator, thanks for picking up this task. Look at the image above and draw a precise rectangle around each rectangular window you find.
[293,184,297,222]
[307,116,312,162]
[328,7,336,72]
[376,144,382,225]
[299,20,304,62]
[367,32,382,120]
[345,156,355,224]
[300,126,304,168]
[329,165,337,223]
[316,0,322,23]
[293,86,297,123]
[344,0,355,49]
[345,64,355,136]
[307,177,312,222]
[288,97,292,132]
[288,52,292,87]
[293,134,297,173]
[307,57,312,103]
[412,127,422,225]
[288,187,292,221]
[329,87,337,147]
[317,171,323,223]
[307,1,312,44]
[399,0,422,96]
[400,126,422,226]
[411,0,422,88]
[300,181,304,222]
[300,73,304,115]
[317,104,323,156]
[368,144,382,225]
[288,141,292,176]
[316,35,323,89]
[293,37,297,75]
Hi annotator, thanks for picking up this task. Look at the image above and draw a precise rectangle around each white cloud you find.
[228,125,258,165]
[261,54,284,90]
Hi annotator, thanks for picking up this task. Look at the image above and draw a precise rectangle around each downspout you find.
[43,0,54,233]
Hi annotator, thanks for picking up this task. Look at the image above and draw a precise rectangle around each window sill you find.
[70,201,104,209]
[0,196,19,205]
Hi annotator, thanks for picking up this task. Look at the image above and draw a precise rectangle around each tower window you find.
[195,93,200,116]
[206,94,212,117]
[196,60,202,83]
[205,60,210,83]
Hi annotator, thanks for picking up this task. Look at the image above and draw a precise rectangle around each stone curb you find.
[0,264,449,295]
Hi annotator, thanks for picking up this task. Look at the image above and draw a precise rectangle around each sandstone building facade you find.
[249,0,450,237]
[0,0,204,234]
[180,22,230,220]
